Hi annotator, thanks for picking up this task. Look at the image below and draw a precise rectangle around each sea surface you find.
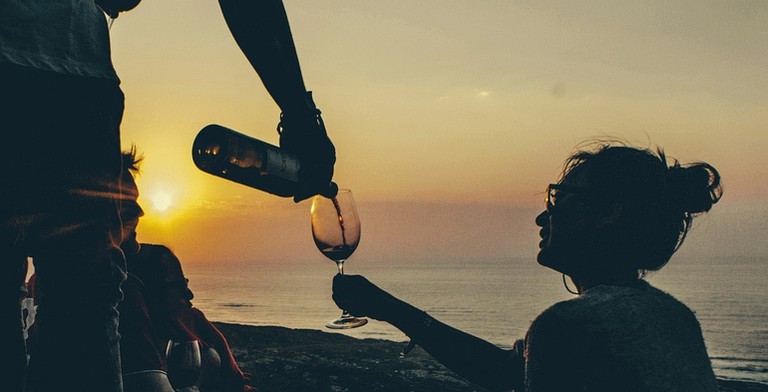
[183,255,768,385]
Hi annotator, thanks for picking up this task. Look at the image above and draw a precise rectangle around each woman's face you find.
[158,254,194,311]
[161,278,193,312]
[120,171,144,256]
[535,167,603,275]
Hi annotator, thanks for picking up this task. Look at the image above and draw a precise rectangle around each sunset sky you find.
[108,1,768,265]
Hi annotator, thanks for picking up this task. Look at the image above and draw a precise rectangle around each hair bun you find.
[667,163,722,214]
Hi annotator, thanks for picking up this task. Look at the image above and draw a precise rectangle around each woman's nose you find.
[535,210,548,227]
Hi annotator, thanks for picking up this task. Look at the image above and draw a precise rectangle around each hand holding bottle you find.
[278,92,338,202]
[216,0,338,202]
[192,122,336,201]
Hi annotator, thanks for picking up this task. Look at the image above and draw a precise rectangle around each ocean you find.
[183,254,768,385]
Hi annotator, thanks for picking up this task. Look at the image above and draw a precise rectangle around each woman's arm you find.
[333,274,524,391]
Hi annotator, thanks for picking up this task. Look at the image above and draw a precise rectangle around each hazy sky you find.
[108,1,768,265]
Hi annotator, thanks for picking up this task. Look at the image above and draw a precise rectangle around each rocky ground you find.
[215,322,768,392]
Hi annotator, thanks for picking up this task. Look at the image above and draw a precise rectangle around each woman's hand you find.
[332,274,401,322]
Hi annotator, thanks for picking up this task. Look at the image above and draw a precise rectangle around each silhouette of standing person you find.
[0,1,140,391]
[2,1,335,390]
[333,141,723,391]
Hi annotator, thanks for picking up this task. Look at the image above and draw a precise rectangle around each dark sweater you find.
[521,280,718,391]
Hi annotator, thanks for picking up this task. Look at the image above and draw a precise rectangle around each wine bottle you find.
[192,124,300,197]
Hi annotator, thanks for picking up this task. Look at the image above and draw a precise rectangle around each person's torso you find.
[0,0,118,80]
[527,281,719,392]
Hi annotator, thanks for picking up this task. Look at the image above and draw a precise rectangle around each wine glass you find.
[165,339,202,390]
[311,189,368,329]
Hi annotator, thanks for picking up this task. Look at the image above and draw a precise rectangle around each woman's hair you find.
[128,243,186,293]
[559,141,722,274]
[122,144,144,175]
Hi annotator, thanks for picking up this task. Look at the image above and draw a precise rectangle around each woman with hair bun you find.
[332,141,723,391]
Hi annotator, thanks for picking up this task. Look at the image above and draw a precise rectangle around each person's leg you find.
[0,63,44,392]
[30,245,126,391]
[3,65,127,392]
[0,254,30,392]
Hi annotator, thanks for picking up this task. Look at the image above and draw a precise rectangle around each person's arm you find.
[217,0,308,114]
[217,0,337,202]
[333,274,524,391]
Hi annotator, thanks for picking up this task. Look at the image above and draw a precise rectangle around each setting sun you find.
[150,189,174,212]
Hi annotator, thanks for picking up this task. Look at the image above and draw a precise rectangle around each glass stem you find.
[336,260,350,318]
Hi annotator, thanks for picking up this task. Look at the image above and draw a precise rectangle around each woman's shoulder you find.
[539,280,697,325]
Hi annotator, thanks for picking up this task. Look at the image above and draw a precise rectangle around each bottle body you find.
[192,124,300,197]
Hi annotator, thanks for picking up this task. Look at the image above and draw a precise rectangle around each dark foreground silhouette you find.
[214,322,768,392]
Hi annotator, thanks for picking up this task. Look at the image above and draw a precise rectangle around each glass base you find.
[325,315,368,329]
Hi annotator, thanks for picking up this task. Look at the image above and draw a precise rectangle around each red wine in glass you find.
[311,189,367,329]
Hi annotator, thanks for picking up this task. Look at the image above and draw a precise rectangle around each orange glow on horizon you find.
[110,2,766,264]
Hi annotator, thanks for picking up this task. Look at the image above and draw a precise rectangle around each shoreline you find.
[214,322,768,392]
